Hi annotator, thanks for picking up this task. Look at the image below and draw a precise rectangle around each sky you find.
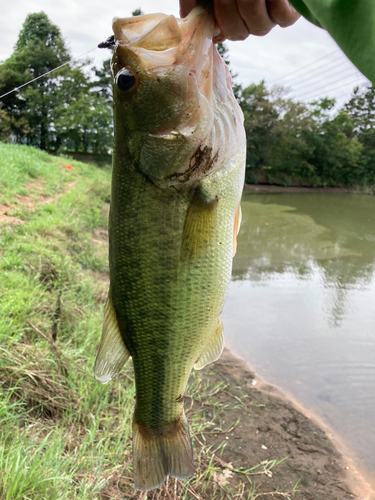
[1,0,370,108]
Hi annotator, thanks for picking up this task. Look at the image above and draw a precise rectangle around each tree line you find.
[241,83,375,187]
[0,12,113,155]
[1,11,375,187]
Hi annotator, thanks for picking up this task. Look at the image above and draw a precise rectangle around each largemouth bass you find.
[94,7,246,491]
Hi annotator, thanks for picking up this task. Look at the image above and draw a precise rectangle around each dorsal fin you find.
[94,291,131,384]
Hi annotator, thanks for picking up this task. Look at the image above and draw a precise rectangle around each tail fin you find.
[132,413,193,491]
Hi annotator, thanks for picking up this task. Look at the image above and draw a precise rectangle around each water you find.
[222,192,375,474]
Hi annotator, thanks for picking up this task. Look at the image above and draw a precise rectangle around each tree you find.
[0,12,72,149]
[304,104,364,186]
[345,85,375,180]
[239,82,279,174]
[239,84,366,187]
[92,59,112,103]
[14,12,68,60]
[267,96,314,183]
[53,78,113,154]
[0,104,12,142]
[345,85,375,133]
[0,12,113,154]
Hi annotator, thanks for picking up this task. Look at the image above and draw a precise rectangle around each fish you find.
[94,6,246,492]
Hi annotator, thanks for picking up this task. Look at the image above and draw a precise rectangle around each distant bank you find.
[244,183,375,195]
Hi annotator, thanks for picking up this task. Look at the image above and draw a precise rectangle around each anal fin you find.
[194,318,224,370]
[94,290,130,384]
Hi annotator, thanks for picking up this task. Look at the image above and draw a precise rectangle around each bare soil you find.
[200,349,374,500]
[0,202,24,225]
[0,180,76,228]
[101,349,373,500]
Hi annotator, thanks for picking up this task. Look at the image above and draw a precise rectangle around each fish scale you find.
[94,6,246,491]
[110,155,243,424]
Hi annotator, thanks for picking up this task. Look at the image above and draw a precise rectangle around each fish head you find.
[112,8,244,186]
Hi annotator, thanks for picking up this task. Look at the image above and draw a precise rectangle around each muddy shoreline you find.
[243,183,375,195]
[201,348,374,500]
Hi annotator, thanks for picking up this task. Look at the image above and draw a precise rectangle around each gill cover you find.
[111,7,245,187]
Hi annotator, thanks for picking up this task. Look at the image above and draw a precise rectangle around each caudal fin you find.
[132,413,193,491]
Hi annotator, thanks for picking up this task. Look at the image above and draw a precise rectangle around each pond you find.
[222,192,375,476]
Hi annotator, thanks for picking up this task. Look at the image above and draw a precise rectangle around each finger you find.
[214,0,249,41]
[237,0,276,36]
[180,0,199,17]
[266,0,300,27]
[213,32,226,43]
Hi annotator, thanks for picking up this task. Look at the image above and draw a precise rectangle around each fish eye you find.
[116,69,137,92]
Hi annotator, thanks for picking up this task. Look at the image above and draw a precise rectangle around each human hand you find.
[180,0,300,41]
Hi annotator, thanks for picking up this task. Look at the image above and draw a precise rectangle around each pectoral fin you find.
[94,290,130,384]
[194,318,224,370]
[181,190,218,260]
[232,202,241,257]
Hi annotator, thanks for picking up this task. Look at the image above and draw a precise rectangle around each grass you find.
[0,143,298,499]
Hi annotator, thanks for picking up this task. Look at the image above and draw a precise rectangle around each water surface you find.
[222,192,375,473]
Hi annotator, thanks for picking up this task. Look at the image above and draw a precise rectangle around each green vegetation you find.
[240,84,375,187]
[0,12,112,154]
[1,11,375,187]
[0,143,298,499]
[132,8,145,16]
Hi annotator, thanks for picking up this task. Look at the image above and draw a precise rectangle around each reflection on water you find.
[223,193,375,473]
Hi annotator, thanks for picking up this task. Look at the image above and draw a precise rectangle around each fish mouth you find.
[111,8,244,187]
[112,7,214,49]
[112,7,214,96]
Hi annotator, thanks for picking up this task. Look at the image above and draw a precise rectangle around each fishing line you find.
[0,47,98,100]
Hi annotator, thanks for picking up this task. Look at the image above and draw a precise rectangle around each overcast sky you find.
[1,0,370,107]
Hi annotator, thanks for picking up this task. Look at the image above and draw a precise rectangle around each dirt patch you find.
[244,184,372,195]
[198,350,374,500]
[0,203,24,225]
[93,227,108,244]
[15,194,37,207]
[26,181,45,191]
[93,270,109,303]
[0,181,75,230]
[15,192,54,208]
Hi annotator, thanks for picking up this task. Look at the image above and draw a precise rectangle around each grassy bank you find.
[0,143,355,500]
[0,143,121,499]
